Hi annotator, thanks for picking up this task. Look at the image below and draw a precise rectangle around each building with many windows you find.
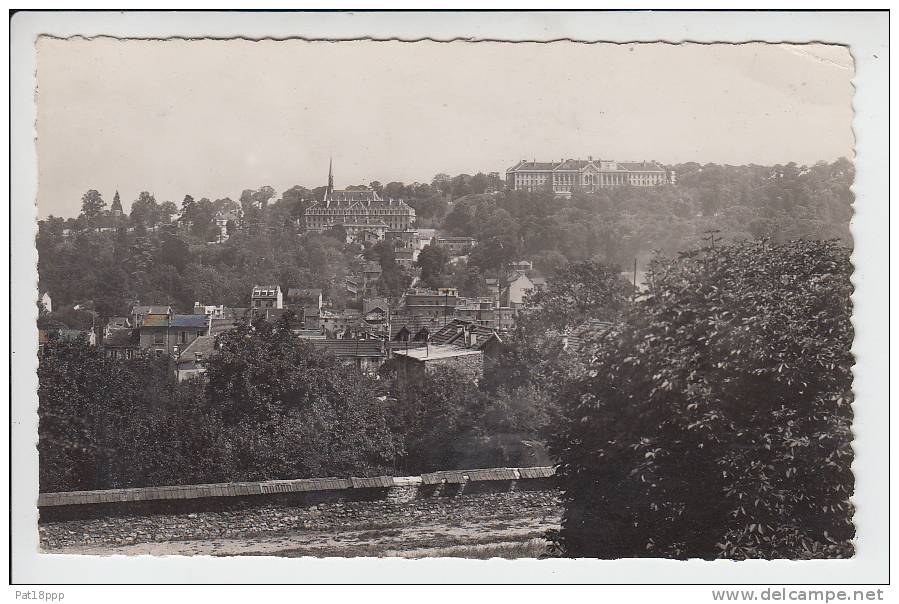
[506,157,674,198]
[304,160,416,237]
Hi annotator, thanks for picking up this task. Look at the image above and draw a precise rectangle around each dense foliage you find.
[548,239,854,559]
[39,315,556,490]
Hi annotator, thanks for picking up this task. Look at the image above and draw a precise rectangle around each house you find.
[285,288,323,325]
[213,210,240,242]
[392,344,484,388]
[251,285,283,310]
[174,335,216,381]
[385,230,421,267]
[388,314,442,342]
[501,272,537,308]
[138,314,210,357]
[401,288,460,320]
[193,303,226,318]
[318,309,365,338]
[130,304,172,328]
[103,316,131,337]
[311,339,386,375]
[429,319,504,360]
[363,297,389,315]
[452,301,516,332]
[102,328,141,360]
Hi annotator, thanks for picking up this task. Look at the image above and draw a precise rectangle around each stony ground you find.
[40,490,561,558]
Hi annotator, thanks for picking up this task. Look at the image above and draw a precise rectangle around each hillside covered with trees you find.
[37,159,852,321]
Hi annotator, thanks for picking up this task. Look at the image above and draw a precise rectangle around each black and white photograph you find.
[9,8,890,590]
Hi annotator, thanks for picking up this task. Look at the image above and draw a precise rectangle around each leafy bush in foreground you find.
[549,239,854,559]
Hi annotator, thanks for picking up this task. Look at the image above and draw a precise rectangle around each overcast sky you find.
[36,39,853,218]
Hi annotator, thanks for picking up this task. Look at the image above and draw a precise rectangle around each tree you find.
[110,190,123,215]
[204,317,400,478]
[524,260,631,332]
[158,201,179,224]
[391,366,487,473]
[416,244,450,289]
[548,239,854,559]
[80,190,106,223]
[38,339,173,491]
[130,191,159,229]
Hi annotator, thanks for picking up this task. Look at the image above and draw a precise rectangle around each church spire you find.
[327,156,334,196]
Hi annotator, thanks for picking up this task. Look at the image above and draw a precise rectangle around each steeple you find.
[327,156,334,194]
[110,190,123,216]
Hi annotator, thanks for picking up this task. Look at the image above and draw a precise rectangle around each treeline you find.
[37,159,852,320]
[443,159,853,281]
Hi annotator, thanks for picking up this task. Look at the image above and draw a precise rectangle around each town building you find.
[401,288,460,321]
[506,157,674,198]
[251,285,283,310]
[501,271,542,308]
[130,305,172,328]
[174,335,216,381]
[193,303,226,318]
[285,288,323,325]
[138,314,210,357]
[304,161,416,237]
[393,344,484,388]
[213,210,240,242]
[430,319,504,360]
[311,339,386,375]
[346,262,382,299]
[388,314,442,342]
[101,328,140,360]
[385,230,421,267]
[453,299,516,331]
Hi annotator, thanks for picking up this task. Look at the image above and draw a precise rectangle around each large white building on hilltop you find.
[304,160,416,239]
[506,157,675,198]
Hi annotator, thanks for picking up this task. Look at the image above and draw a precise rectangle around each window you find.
[155,349,163,358]
[153,331,164,345]
[181,331,187,343]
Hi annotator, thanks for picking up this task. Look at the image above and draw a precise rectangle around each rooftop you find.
[142,314,209,328]
[177,335,216,362]
[393,344,483,362]
[311,339,386,358]
[132,304,171,315]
